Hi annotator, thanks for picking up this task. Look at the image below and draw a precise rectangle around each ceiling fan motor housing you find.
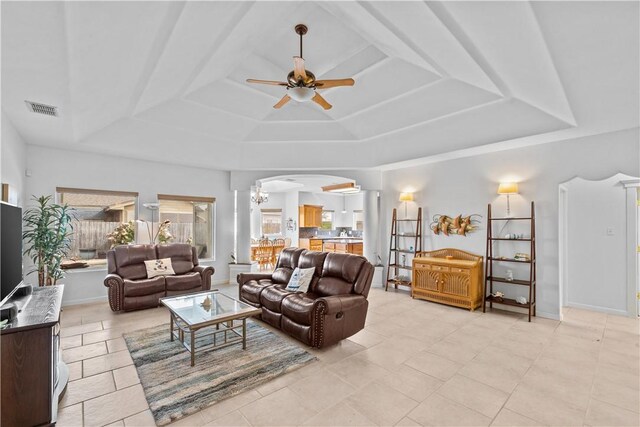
[287,70,316,87]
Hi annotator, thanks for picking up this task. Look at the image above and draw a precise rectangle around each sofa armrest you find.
[104,274,124,312]
[193,265,215,290]
[237,273,272,286]
[315,294,367,316]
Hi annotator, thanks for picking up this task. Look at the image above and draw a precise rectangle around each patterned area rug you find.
[124,321,316,426]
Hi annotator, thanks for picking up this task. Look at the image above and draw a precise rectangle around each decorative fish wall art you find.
[430,214,482,236]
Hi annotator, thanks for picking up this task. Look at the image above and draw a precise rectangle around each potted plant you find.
[23,195,74,286]
[106,221,136,248]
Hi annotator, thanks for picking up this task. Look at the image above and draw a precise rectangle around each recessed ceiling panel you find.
[244,121,356,142]
[136,99,257,141]
[135,1,249,114]
[65,1,173,139]
[187,79,272,121]
[256,3,370,78]
[324,58,440,118]
[262,102,334,122]
[341,78,502,140]
[319,45,388,81]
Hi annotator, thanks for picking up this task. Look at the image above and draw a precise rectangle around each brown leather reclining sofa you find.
[104,243,214,312]
[238,248,374,348]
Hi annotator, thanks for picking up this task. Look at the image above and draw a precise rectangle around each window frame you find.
[321,210,334,230]
[157,194,217,261]
[353,210,364,231]
[260,208,283,237]
[56,187,140,266]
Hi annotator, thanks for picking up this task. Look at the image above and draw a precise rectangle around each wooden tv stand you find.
[1,285,67,426]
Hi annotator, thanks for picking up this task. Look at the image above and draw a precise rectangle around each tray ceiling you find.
[1,1,638,170]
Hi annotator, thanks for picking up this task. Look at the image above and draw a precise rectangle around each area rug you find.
[123,321,317,426]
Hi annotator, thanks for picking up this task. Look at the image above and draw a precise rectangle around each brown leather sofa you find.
[238,248,374,348]
[104,243,214,312]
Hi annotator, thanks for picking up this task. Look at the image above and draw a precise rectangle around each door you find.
[414,263,440,292]
[441,271,471,297]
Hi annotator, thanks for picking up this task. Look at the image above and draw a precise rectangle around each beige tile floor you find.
[57,283,639,426]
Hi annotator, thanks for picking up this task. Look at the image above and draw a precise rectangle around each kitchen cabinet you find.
[323,241,363,255]
[298,238,323,251]
[299,205,323,228]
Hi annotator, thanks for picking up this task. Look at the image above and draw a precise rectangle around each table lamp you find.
[497,183,518,217]
[399,192,414,218]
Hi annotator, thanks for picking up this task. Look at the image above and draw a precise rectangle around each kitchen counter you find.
[322,239,363,244]
[300,236,362,240]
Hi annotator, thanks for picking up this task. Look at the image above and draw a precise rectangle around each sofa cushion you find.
[157,243,194,274]
[123,292,164,311]
[165,272,201,292]
[298,251,328,278]
[114,245,157,280]
[240,279,273,306]
[281,316,312,346]
[260,285,295,312]
[271,247,305,284]
[315,253,366,296]
[124,276,165,297]
[281,292,320,326]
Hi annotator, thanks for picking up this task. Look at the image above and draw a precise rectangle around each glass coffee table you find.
[160,291,261,366]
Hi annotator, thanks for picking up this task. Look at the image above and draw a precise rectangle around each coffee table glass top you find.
[160,291,259,327]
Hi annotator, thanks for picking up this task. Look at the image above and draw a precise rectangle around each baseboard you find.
[62,295,108,307]
[485,303,560,321]
[536,310,561,321]
[213,279,232,286]
[566,301,629,317]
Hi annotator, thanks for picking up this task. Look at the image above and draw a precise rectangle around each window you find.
[57,187,138,265]
[353,210,364,231]
[321,210,334,230]
[261,209,282,236]
[158,195,215,259]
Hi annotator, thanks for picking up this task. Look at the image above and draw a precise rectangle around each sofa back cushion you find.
[156,244,194,275]
[298,250,328,291]
[314,253,367,296]
[272,248,305,284]
[112,244,157,280]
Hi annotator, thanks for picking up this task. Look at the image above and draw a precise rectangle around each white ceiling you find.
[2,1,638,171]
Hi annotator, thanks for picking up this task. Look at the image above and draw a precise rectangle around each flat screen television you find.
[1,202,23,305]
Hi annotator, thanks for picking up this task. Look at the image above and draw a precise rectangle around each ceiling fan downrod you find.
[295,24,307,59]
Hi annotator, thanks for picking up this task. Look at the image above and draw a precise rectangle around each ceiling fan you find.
[246,24,355,110]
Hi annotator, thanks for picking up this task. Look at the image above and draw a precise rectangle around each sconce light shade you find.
[399,192,414,202]
[497,182,518,195]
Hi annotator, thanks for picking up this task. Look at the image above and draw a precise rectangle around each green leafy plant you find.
[106,221,135,248]
[22,195,74,286]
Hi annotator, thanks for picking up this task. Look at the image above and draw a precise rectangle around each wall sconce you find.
[286,218,297,231]
[399,192,414,218]
[497,183,519,217]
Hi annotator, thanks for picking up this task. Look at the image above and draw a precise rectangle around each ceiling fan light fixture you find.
[288,86,315,102]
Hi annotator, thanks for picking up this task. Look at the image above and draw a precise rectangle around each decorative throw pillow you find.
[285,267,315,293]
[144,258,175,278]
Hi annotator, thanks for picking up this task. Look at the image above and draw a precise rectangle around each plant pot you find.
[79,248,97,260]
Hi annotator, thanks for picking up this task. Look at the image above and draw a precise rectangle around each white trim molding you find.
[620,179,640,317]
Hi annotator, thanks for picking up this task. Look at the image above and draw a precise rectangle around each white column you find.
[363,190,380,264]
[236,190,252,264]
[621,179,640,317]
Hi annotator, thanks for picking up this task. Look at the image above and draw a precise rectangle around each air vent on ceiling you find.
[25,100,58,117]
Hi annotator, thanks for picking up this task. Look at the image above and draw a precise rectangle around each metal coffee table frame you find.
[161,292,261,366]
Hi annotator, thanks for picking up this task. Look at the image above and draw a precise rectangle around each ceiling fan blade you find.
[273,95,291,109]
[312,93,332,110]
[293,56,307,81]
[314,78,355,89]
[246,79,289,86]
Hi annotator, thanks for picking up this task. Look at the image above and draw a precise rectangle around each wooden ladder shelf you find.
[386,207,422,291]
[483,201,537,321]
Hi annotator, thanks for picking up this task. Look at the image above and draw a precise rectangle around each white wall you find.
[563,174,632,315]
[381,128,640,319]
[1,113,28,206]
[25,145,234,305]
